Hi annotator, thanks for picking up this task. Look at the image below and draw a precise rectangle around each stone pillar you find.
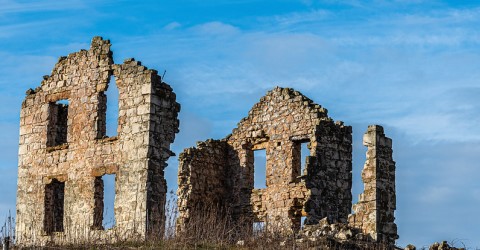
[349,125,398,243]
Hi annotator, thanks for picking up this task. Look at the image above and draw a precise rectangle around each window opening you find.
[93,174,116,230]
[253,221,265,236]
[97,75,119,138]
[293,140,310,178]
[253,149,267,189]
[352,133,368,206]
[301,216,307,228]
[47,99,69,147]
[300,142,309,175]
[105,76,119,137]
[44,179,65,233]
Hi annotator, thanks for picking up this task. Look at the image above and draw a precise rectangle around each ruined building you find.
[16,37,180,246]
[16,36,398,247]
[177,87,398,243]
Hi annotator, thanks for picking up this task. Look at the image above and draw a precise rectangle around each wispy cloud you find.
[113,14,480,144]
[190,21,240,36]
[2,1,480,247]
[164,22,182,31]
[271,9,331,26]
[0,20,61,38]
[0,52,57,89]
[0,0,88,15]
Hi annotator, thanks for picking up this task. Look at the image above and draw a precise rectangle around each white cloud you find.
[2,1,480,247]
[114,13,480,144]
[164,21,181,31]
[191,21,240,36]
[271,9,331,26]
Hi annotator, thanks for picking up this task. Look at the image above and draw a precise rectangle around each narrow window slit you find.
[93,174,116,230]
[105,76,119,137]
[300,142,309,175]
[301,216,307,228]
[253,149,267,189]
[97,75,119,139]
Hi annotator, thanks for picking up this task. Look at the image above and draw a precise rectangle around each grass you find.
[2,194,394,250]
[1,210,14,249]
[4,192,472,249]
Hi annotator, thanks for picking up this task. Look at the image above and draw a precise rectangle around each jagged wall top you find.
[24,37,162,100]
[230,86,335,140]
[16,36,180,246]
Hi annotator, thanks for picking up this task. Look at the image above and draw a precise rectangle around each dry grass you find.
[4,193,399,249]
[1,210,14,249]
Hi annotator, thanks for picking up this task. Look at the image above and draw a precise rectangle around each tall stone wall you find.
[348,125,398,243]
[176,139,231,230]
[16,37,180,246]
[306,121,352,224]
[177,87,353,233]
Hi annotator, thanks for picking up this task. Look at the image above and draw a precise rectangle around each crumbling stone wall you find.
[307,122,352,224]
[177,87,353,233]
[177,88,397,244]
[176,139,231,230]
[348,125,398,243]
[16,37,180,246]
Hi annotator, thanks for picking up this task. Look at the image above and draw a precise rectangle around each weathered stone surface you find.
[429,241,465,250]
[177,87,397,244]
[348,125,398,244]
[16,37,180,246]
[301,220,357,242]
[177,87,353,233]
[405,244,416,250]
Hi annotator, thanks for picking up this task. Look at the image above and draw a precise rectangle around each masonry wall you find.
[306,121,352,224]
[177,87,353,233]
[176,139,231,230]
[16,37,179,246]
[348,125,398,243]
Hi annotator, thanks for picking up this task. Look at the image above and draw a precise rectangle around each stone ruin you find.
[15,36,398,247]
[16,37,180,246]
[176,87,398,244]
[349,125,397,242]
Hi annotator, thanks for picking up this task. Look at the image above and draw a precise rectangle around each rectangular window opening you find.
[300,142,309,176]
[44,179,65,234]
[97,75,119,139]
[47,100,69,147]
[253,149,267,189]
[93,174,116,230]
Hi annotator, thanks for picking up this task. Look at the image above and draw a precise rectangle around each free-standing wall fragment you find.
[16,37,180,246]
[348,125,398,243]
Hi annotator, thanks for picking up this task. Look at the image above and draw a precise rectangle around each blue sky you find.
[1,0,480,248]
